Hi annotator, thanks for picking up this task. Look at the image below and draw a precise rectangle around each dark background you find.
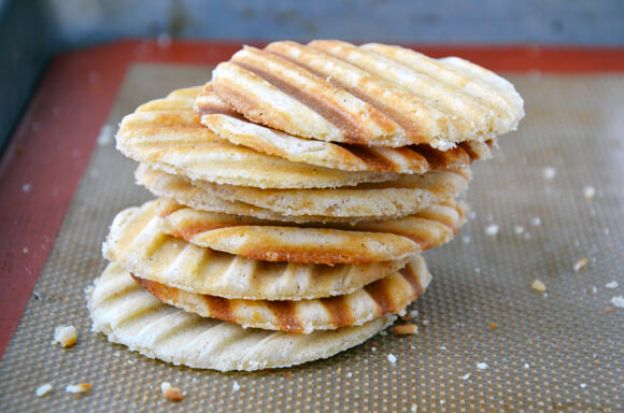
[1,0,623,152]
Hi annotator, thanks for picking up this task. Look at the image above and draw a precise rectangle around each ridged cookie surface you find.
[116,86,396,189]
[136,164,468,222]
[89,263,394,371]
[135,164,357,224]
[197,84,494,173]
[191,168,469,219]
[210,41,524,148]
[134,255,431,333]
[161,199,466,264]
[102,200,410,300]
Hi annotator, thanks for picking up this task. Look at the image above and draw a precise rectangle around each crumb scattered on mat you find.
[542,167,556,180]
[161,382,183,402]
[531,279,546,293]
[53,325,77,348]
[65,383,92,395]
[573,257,589,272]
[35,383,53,397]
[485,224,499,236]
[610,296,624,309]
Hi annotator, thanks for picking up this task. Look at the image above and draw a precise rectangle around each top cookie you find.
[210,40,524,149]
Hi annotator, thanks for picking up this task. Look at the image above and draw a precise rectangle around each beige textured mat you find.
[0,64,623,412]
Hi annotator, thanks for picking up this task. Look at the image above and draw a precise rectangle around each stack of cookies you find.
[88,40,524,371]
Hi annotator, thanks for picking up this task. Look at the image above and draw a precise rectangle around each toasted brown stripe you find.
[231,61,369,144]
[211,81,276,130]
[364,281,396,314]
[203,295,235,324]
[265,301,303,333]
[270,48,427,142]
[346,145,428,173]
[132,274,180,303]
[320,295,355,328]
[399,266,425,297]
[458,141,479,159]
[195,102,241,118]
[409,144,471,170]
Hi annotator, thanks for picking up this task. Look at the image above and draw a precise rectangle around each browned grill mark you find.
[320,295,354,328]
[195,87,243,118]
[195,103,241,118]
[164,222,209,240]
[399,265,425,297]
[203,295,235,324]
[365,280,397,314]
[231,60,370,144]
[266,301,303,333]
[345,144,428,173]
[211,80,276,130]
[410,144,470,170]
[163,214,240,240]
[270,47,431,143]
[458,141,479,159]
[133,275,180,303]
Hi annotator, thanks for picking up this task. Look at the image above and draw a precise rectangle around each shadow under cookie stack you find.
[89,40,524,371]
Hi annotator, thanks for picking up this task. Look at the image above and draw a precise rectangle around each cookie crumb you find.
[35,383,53,397]
[484,224,499,236]
[531,279,546,293]
[583,186,595,201]
[573,257,589,272]
[488,322,498,330]
[391,324,419,335]
[542,167,556,180]
[53,325,77,348]
[65,383,92,395]
[161,382,183,402]
[610,296,624,308]
[387,354,397,364]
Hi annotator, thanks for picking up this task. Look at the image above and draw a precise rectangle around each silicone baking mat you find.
[0,64,622,412]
